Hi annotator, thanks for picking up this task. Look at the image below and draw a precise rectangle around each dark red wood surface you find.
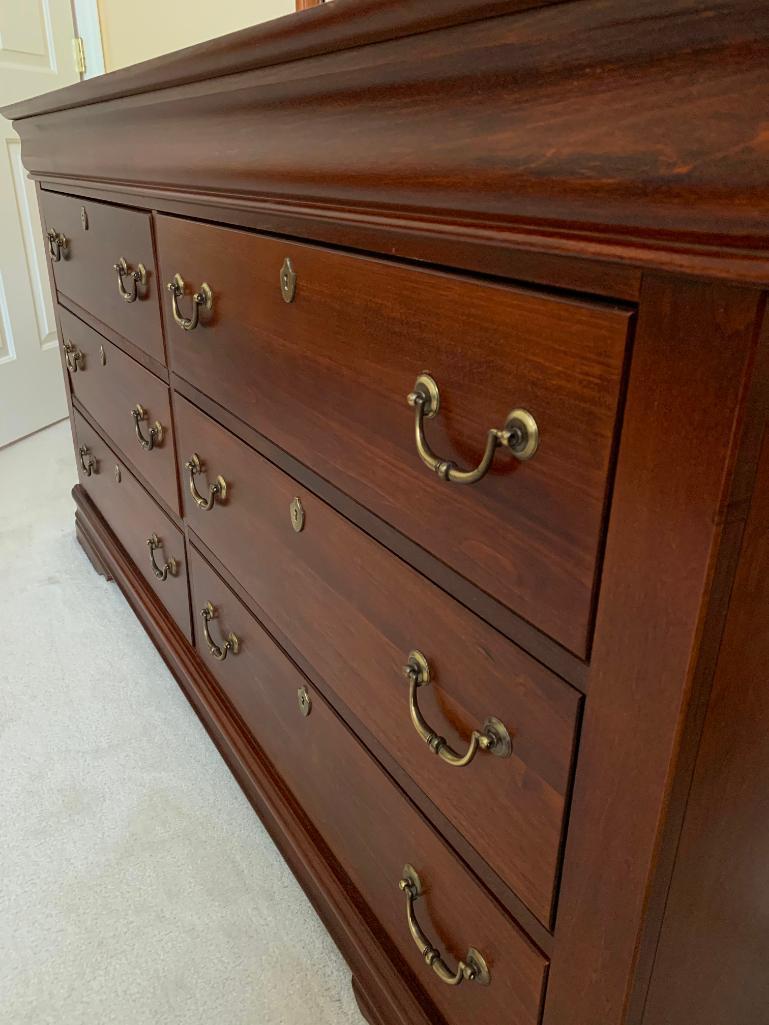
[642,426,769,1025]
[187,542,548,1025]
[159,215,631,656]
[40,191,165,365]
[60,307,179,513]
[175,393,581,927]
[543,277,767,1025]
[8,2,769,285]
[73,410,191,640]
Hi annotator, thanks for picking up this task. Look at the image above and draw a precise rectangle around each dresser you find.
[4,3,768,1023]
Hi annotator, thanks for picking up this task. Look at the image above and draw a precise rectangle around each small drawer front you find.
[61,308,179,514]
[73,410,191,641]
[158,214,632,656]
[176,396,580,926]
[41,191,164,365]
[188,545,548,1025]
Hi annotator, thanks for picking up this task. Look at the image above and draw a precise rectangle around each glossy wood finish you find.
[73,410,191,641]
[60,307,179,513]
[160,216,631,656]
[174,373,589,694]
[11,6,769,1024]
[176,394,580,926]
[642,427,769,1025]
[187,543,548,1025]
[7,2,769,285]
[543,278,767,1025]
[71,482,472,1025]
[40,191,164,364]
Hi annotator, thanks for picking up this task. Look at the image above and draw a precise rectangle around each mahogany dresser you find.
[4,2,768,1022]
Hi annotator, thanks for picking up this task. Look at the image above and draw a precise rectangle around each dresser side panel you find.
[642,425,769,1025]
[543,276,766,1025]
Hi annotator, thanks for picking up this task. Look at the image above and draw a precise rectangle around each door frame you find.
[72,0,105,78]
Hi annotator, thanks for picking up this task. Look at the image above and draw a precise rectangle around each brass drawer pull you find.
[200,601,239,661]
[407,372,539,484]
[403,650,512,768]
[113,256,147,303]
[147,533,177,581]
[131,404,163,451]
[46,228,67,262]
[185,453,227,510]
[398,864,490,987]
[63,341,84,373]
[167,273,213,331]
[78,445,96,476]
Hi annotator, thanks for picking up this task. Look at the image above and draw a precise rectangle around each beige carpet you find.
[0,420,364,1025]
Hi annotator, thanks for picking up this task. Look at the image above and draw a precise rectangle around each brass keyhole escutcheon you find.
[80,206,89,230]
[290,496,305,532]
[280,257,297,303]
[114,464,122,483]
[297,687,312,717]
[99,345,106,366]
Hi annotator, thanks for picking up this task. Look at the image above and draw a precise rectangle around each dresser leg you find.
[75,510,113,581]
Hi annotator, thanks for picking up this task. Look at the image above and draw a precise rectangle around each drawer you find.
[73,410,191,641]
[176,396,580,926]
[61,308,179,514]
[41,191,164,365]
[158,215,632,656]
[187,544,548,1025]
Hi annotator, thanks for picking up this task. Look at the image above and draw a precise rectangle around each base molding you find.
[73,484,435,1025]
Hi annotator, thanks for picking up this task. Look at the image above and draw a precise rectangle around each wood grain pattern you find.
[175,393,581,927]
[7,1,769,284]
[60,307,179,513]
[40,191,165,365]
[642,426,769,1025]
[173,372,590,693]
[185,522,557,955]
[73,410,191,641]
[542,277,766,1025]
[71,482,450,1025]
[159,216,631,656]
[1,1,566,120]
[44,178,643,303]
[187,543,548,1025]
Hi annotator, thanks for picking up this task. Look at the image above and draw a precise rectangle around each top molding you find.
[4,0,769,288]
[1,0,552,120]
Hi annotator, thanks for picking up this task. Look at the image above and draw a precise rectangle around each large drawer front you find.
[61,308,179,514]
[41,191,164,365]
[176,395,580,926]
[188,545,548,1025]
[158,215,632,656]
[73,410,191,641]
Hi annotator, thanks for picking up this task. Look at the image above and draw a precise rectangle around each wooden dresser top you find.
[3,0,768,291]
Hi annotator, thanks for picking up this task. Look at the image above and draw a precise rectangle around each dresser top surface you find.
[1,0,557,122]
[5,0,768,288]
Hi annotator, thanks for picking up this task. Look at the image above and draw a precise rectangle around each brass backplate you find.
[483,716,513,758]
[280,257,297,303]
[413,372,440,418]
[401,863,423,896]
[290,496,305,532]
[297,686,312,717]
[467,948,491,986]
[406,649,431,685]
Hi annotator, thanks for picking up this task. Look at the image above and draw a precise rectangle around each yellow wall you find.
[96,0,295,71]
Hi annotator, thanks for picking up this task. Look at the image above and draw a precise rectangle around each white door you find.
[0,2,80,448]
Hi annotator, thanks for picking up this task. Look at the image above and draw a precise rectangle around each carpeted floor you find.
[0,420,365,1025]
